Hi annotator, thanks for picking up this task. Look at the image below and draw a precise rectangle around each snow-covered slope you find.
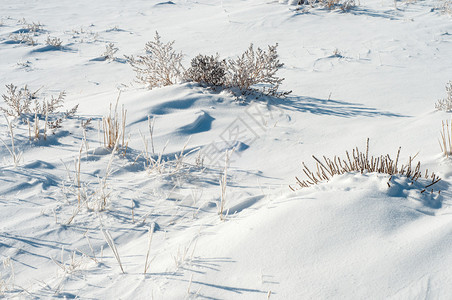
[0,0,451,298]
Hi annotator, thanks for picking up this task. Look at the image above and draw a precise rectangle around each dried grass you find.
[291,139,441,193]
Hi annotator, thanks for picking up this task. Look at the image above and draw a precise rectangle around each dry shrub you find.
[227,43,287,96]
[45,36,63,48]
[1,84,39,117]
[126,31,184,89]
[127,33,289,97]
[297,0,356,11]
[9,32,37,45]
[184,54,227,87]
[1,84,77,140]
[103,43,118,61]
[435,80,452,111]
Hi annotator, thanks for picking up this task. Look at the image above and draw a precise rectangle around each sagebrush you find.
[126,32,184,89]
[184,54,227,87]
[127,32,289,97]
[227,43,288,97]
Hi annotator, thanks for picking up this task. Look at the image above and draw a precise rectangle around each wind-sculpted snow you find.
[0,0,452,298]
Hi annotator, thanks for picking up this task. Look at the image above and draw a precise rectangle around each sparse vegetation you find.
[295,0,356,11]
[102,43,118,61]
[439,120,452,157]
[184,54,227,87]
[102,94,126,149]
[435,80,452,111]
[8,32,37,45]
[227,43,288,97]
[291,139,441,193]
[1,84,39,117]
[126,31,184,89]
[127,33,289,97]
[1,84,77,140]
[0,116,22,167]
[45,36,63,48]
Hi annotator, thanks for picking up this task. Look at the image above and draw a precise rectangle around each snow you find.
[0,0,452,298]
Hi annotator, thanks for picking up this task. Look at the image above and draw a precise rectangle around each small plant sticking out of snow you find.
[24,21,44,33]
[45,36,63,48]
[435,80,452,111]
[227,43,289,97]
[1,84,78,140]
[0,116,22,167]
[184,54,227,87]
[126,31,184,89]
[439,120,452,157]
[102,43,118,61]
[102,94,127,150]
[8,32,37,45]
[291,139,442,193]
[1,84,39,117]
[8,20,44,46]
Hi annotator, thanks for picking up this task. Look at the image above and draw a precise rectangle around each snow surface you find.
[0,0,452,298]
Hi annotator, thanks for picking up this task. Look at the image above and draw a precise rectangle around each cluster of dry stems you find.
[291,139,441,193]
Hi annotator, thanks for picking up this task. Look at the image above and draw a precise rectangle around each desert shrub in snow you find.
[126,31,184,89]
[1,84,39,117]
[1,84,78,140]
[9,32,37,45]
[295,0,356,11]
[435,80,452,111]
[127,33,289,97]
[291,139,441,193]
[103,43,119,61]
[184,54,227,87]
[227,43,288,97]
[45,36,63,48]
[8,20,44,46]
[23,21,44,33]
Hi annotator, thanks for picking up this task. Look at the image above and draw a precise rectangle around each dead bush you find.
[227,43,288,97]
[184,54,227,87]
[126,31,184,89]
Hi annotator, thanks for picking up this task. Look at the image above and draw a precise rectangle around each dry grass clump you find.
[439,120,452,157]
[435,80,452,111]
[291,139,441,193]
[102,96,127,150]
